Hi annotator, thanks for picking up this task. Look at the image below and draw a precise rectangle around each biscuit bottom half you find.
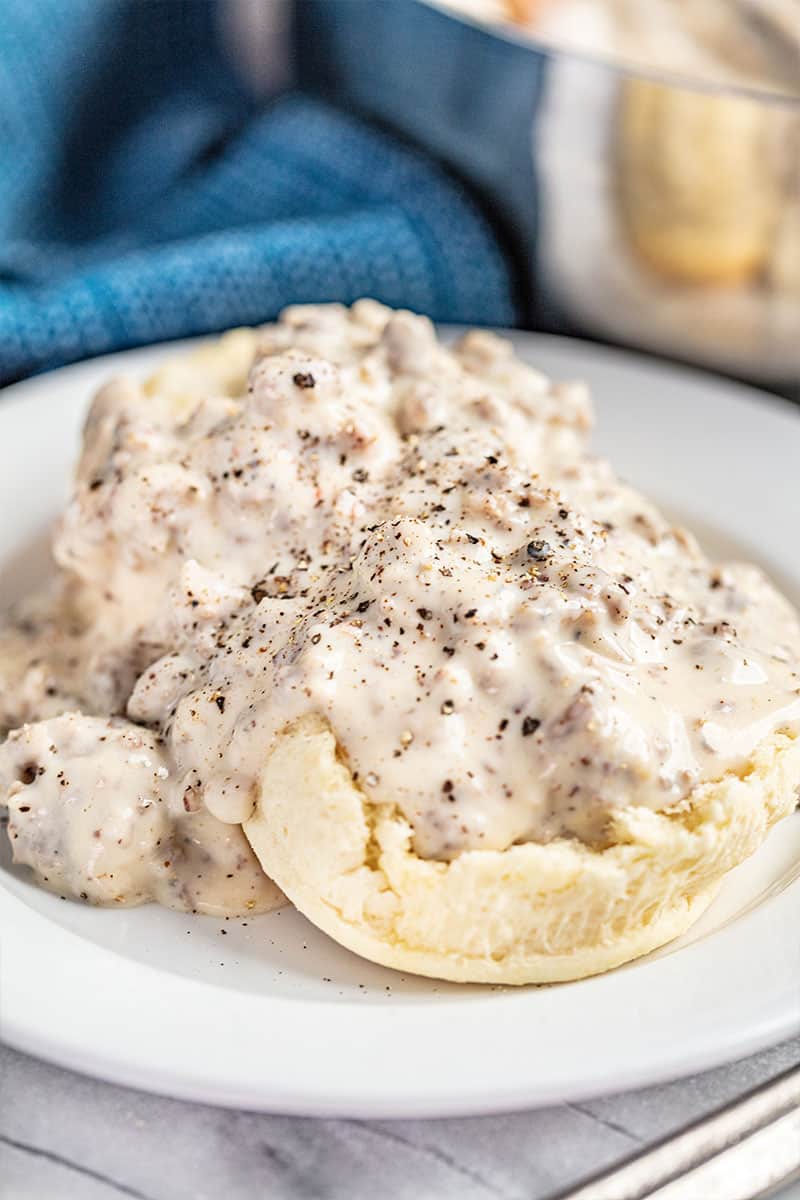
[243,715,799,984]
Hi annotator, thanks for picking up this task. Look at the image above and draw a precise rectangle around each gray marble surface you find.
[2,1037,799,1200]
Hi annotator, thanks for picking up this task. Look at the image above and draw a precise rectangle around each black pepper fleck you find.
[527,540,551,562]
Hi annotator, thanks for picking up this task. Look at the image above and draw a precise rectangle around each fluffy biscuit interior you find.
[244,715,799,984]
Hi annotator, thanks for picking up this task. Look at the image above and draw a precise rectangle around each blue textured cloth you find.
[0,0,516,384]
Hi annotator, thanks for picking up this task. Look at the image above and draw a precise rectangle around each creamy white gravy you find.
[2,300,799,905]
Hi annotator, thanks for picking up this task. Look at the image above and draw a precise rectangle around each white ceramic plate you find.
[1,333,799,1117]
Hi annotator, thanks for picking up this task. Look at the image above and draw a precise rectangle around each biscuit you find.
[244,714,799,984]
[143,327,258,413]
[617,79,780,285]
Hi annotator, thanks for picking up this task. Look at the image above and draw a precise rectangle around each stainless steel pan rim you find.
[421,0,800,110]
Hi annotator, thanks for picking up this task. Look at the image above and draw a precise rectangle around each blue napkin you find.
[0,0,517,384]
